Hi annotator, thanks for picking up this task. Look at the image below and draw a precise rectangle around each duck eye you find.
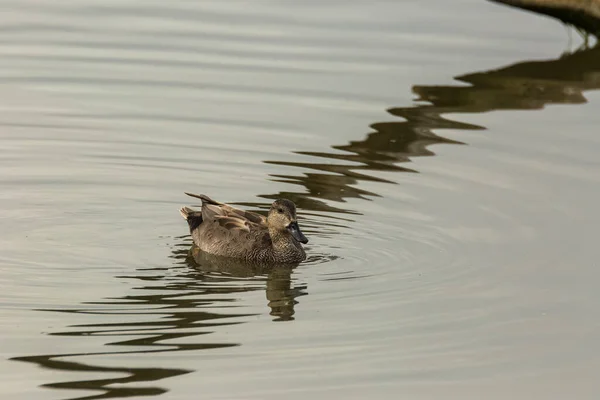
[277,208,284,213]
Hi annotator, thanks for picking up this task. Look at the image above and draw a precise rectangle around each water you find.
[1,1,600,399]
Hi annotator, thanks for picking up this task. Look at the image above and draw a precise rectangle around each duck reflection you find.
[187,246,307,321]
[258,45,600,215]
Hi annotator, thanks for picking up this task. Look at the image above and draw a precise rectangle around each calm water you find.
[2,1,600,399]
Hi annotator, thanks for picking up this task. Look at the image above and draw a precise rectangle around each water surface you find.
[2,1,600,399]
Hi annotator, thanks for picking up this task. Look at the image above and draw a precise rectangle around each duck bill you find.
[287,221,308,244]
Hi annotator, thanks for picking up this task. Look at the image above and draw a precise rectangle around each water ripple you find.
[4,2,600,399]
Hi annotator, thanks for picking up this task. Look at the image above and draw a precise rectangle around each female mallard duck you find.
[180,193,308,263]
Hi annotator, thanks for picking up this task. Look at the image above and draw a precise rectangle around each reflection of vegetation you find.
[11,239,307,399]
[489,0,600,39]
[255,107,469,216]
[414,45,600,112]
[12,354,192,399]
[259,45,600,216]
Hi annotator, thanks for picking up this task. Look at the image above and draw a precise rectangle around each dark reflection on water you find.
[11,45,600,399]
[413,45,600,113]
[258,45,600,215]
[10,355,190,400]
[253,115,469,215]
[11,239,308,399]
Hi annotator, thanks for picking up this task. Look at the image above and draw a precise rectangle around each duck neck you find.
[269,227,289,245]
[268,227,301,252]
[266,226,306,262]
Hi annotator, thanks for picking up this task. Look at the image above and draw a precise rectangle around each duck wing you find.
[193,202,266,238]
[213,214,264,233]
[185,192,267,226]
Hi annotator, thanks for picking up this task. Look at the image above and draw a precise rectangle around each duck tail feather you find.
[184,192,222,205]
[179,206,203,232]
[179,206,194,220]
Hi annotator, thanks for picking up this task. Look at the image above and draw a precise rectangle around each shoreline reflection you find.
[256,45,600,215]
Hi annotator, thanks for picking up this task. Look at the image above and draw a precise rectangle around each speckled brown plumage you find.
[180,193,308,263]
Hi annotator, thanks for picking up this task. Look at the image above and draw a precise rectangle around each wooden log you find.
[489,0,600,36]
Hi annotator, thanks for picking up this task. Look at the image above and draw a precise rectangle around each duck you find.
[179,192,308,263]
